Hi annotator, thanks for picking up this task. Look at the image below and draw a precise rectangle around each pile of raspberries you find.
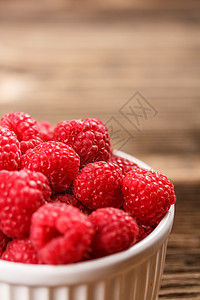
[0,112,176,265]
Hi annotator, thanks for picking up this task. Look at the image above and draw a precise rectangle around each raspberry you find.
[53,118,112,166]
[52,193,78,205]
[0,169,51,238]
[0,127,21,170]
[89,207,139,258]
[122,168,176,226]
[0,112,43,154]
[1,239,41,264]
[30,203,94,265]
[52,193,91,215]
[20,139,42,154]
[0,230,10,256]
[136,224,155,242]
[21,141,80,193]
[109,155,138,175]
[26,170,52,200]
[73,161,124,210]
[38,121,54,142]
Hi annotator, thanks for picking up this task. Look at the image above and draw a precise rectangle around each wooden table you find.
[0,2,200,299]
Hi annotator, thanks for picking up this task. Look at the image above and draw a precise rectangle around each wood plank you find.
[0,0,200,18]
[159,183,200,299]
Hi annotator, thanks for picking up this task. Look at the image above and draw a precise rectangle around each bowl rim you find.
[0,151,175,285]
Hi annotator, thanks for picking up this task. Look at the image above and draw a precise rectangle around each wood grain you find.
[0,2,199,299]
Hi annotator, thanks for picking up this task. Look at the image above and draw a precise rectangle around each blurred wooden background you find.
[0,0,200,299]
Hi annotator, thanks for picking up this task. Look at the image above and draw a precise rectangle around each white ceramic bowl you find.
[0,151,175,300]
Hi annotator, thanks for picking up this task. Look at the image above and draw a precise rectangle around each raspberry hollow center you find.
[43,227,62,245]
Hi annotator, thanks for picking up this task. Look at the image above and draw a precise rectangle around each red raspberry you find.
[0,230,10,256]
[89,207,139,258]
[0,169,51,238]
[21,141,80,193]
[52,193,91,215]
[0,127,21,170]
[53,118,112,166]
[52,193,78,205]
[109,155,138,175]
[1,239,41,264]
[38,121,54,141]
[0,112,43,154]
[73,161,124,210]
[30,203,94,265]
[26,170,52,200]
[123,168,176,226]
[136,224,155,243]
[20,139,42,154]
